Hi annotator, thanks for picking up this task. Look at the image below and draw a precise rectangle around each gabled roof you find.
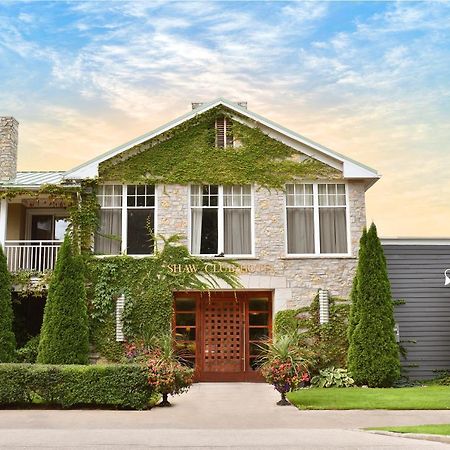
[63,98,379,188]
[0,171,66,188]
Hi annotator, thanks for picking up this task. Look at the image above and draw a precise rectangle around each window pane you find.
[224,209,251,255]
[127,209,154,254]
[319,208,347,253]
[287,208,314,254]
[95,209,121,255]
[191,208,218,254]
[249,298,269,311]
[190,185,202,206]
[286,184,313,207]
[175,298,196,311]
[54,218,69,240]
[176,313,196,327]
[249,313,269,326]
[202,185,218,206]
[249,328,269,340]
[175,328,196,341]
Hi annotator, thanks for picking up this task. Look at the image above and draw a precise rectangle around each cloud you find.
[0,1,449,236]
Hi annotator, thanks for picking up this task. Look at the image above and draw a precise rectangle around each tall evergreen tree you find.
[37,235,89,364]
[0,244,16,362]
[347,223,400,387]
[347,228,367,342]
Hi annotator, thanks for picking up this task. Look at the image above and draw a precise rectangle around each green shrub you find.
[0,363,153,409]
[16,335,40,363]
[274,309,300,337]
[274,295,350,374]
[0,244,16,362]
[37,236,89,364]
[347,223,400,387]
[311,367,354,388]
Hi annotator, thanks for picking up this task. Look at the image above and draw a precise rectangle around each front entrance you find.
[174,291,272,382]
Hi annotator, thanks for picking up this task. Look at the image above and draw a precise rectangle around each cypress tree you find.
[0,244,16,362]
[347,228,367,342]
[347,223,400,387]
[37,235,89,364]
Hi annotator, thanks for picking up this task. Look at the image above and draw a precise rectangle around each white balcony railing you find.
[4,240,63,272]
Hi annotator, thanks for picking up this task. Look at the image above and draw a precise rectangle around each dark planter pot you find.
[158,392,172,407]
[277,392,290,406]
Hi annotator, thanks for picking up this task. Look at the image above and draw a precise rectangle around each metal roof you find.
[0,171,65,187]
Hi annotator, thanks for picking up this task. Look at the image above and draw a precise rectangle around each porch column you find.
[0,198,8,248]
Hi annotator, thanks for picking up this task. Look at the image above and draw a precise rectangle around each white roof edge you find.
[381,238,450,245]
[63,97,379,182]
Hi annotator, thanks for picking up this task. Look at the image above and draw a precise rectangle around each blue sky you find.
[1,1,450,236]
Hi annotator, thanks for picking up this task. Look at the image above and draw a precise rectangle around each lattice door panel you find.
[203,299,243,373]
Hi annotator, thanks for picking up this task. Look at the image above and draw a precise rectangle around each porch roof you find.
[0,171,66,188]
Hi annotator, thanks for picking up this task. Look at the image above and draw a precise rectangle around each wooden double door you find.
[174,291,272,382]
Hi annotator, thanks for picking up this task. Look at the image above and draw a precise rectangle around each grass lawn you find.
[287,386,450,410]
[369,424,450,435]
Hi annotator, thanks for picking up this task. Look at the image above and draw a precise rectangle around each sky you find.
[0,1,449,237]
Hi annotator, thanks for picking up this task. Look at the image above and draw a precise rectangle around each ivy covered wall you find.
[99,107,341,189]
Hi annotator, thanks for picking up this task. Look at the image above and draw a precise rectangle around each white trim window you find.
[190,185,252,256]
[126,185,155,255]
[95,184,156,255]
[95,185,122,255]
[286,183,348,255]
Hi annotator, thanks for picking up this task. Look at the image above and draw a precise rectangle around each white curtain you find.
[320,208,347,253]
[224,209,251,254]
[287,208,314,253]
[191,209,203,254]
[95,209,121,255]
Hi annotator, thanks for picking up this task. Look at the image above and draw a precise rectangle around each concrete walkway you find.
[1,383,450,448]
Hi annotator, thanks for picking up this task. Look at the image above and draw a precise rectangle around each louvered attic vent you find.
[215,117,233,148]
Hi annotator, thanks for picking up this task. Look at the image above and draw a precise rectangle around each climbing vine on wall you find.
[86,235,241,358]
[99,107,341,189]
[0,181,99,254]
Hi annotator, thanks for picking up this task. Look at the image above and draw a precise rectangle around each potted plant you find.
[259,334,309,405]
[145,334,194,407]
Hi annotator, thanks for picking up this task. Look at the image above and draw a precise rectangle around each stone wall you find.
[0,117,18,182]
[157,181,366,311]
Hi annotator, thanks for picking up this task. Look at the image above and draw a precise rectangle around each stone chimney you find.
[191,101,248,110]
[0,117,18,182]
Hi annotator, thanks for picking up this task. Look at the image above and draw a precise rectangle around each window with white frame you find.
[126,185,155,254]
[190,185,252,256]
[95,185,122,255]
[95,184,155,255]
[286,183,348,255]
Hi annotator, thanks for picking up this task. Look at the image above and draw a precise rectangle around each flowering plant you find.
[259,334,310,405]
[125,335,193,406]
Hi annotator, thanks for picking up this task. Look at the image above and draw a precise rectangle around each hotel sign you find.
[167,262,272,274]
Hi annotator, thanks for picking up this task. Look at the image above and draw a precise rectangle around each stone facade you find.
[157,181,366,313]
[0,117,18,182]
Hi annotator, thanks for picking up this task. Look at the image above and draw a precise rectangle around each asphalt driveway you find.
[1,383,450,448]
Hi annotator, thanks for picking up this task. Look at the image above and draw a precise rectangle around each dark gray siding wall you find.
[383,244,450,380]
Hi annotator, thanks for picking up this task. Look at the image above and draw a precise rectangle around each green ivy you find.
[86,235,241,356]
[274,293,350,374]
[99,107,340,189]
[0,182,99,255]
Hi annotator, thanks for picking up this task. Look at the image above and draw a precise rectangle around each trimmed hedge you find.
[0,364,153,410]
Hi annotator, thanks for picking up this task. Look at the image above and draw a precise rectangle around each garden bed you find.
[287,386,450,410]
